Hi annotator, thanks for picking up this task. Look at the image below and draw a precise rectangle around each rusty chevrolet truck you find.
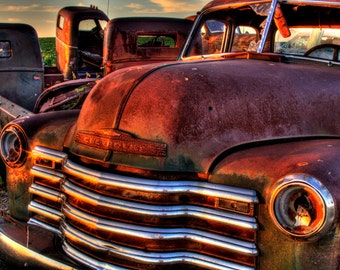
[0,0,339,269]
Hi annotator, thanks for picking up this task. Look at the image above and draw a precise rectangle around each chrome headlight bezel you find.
[269,174,335,241]
[0,124,27,168]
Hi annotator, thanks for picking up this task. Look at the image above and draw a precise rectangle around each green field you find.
[39,37,56,66]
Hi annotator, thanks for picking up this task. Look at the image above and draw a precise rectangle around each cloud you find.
[6,4,40,12]
[1,4,58,13]
[42,6,60,13]
[125,0,204,15]
[149,0,205,13]
[7,18,21,22]
[126,3,143,9]
[124,2,158,14]
[45,20,56,25]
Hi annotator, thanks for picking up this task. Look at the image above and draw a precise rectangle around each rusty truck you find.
[0,6,193,128]
[55,6,193,80]
[0,0,339,269]
[0,5,109,112]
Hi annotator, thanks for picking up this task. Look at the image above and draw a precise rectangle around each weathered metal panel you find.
[103,17,193,74]
[70,57,340,172]
[0,96,32,129]
[0,23,44,111]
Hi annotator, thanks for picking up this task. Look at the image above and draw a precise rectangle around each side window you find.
[57,15,65,30]
[79,19,98,31]
[0,41,11,58]
[307,46,334,60]
[78,19,107,42]
[231,26,258,52]
[275,28,340,58]
[274,28,311,55]
[138,34,176,48]
[78,19,107,58]
[201,20,226,54]
[186,19,227,56]
[184,21,258,57]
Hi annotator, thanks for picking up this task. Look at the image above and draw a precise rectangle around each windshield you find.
[181,3,268,58]
[275,27,340,60]
[184,19,259,57]
[181,2,340,63]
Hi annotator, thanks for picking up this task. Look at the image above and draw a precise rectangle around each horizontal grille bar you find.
[29,146,259,269]
[64,160,258,204]
[62,224,255,270]
[64,203,258,256]
[63,180,258,230]
[29,183,65,203]
[32,146,68,169]
[28,200,63,223]
[28,218,62,237]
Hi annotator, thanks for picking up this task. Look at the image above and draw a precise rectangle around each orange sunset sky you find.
[0,0,206,37]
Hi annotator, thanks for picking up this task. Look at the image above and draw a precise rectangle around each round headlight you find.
[270,174,335,241]
[0,125,27,167]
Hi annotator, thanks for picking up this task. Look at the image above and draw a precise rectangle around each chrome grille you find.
[29,146,259,269]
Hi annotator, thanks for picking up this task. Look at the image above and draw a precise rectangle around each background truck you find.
[35,15,194,113]
[0,6,193,123]
[0,5,108,113]
[56,6,193,80]
[0,0,339,269]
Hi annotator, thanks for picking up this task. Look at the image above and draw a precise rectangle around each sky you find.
[0,0,207,37]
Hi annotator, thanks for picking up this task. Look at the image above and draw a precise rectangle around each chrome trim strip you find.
[29,183,65,203]
[32,147,258,204]
[31,146,259,268]
[63,159,258,203]
[28,218,62,237]
[62,224,255,270]
[31,165,65,183]
[28,201,63,222]
[0,227,73,270]
[63,203,258,256]
[63,241,127,270]
[257,0,277,52]
[63,180,258,230]
[32,146,68,167]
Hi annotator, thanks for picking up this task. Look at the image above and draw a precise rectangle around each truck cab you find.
[0,23,44,111]
[103,17,193,74]
[55,6,193,80]
[34,16,193,113]
[55,5,109,80]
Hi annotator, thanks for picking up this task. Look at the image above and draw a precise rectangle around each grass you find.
[39,37,56,66]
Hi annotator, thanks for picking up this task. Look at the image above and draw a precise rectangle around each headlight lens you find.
[270,174,335,241]
[0,125,27,167]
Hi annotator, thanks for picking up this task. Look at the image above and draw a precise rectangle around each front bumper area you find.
[0,216,78,269]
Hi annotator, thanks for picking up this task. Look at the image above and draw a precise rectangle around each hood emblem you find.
[75,129,167,157]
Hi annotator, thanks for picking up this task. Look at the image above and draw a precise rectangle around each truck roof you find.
[0,23,44,110]
[0,23,43,69]
[57,6,109,22]
[201,0,340,11]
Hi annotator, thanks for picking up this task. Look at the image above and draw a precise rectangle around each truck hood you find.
[67,57,340,172]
